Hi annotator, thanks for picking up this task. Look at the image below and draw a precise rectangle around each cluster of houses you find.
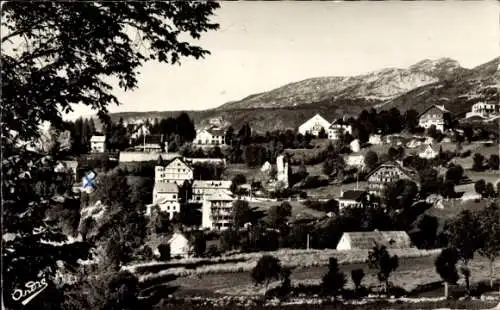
[81,101,498,256]
[146,156,235,230]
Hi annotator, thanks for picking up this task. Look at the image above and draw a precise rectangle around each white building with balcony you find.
[191,180,232,202]
[465,102,499,119]
[202,190,235,230]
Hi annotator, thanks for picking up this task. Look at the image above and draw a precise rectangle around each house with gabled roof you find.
[418,104,451,132]
[149,182,181,219]
[418,144,440,159]
[366,161,420,198]
[336,190,369,210]
[90,135,106,153]
[328,119,352,141]
[298,114,331,136]
[154,157,193,186]
[168,232,191,258]
[194,126,225,146]
[336,230,414,250]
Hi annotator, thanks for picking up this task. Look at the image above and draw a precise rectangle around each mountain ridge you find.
[107,57,498,132]
[216,57,470,110]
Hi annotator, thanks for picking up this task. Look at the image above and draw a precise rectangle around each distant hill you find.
[108,57,498,132]
[379,57,499,115]
[217,58,467,110]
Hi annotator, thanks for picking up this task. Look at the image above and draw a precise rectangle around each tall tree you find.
[321,257,346,299]
[2,1,219,307]
[477,202,500,288]
[445,210,480,294]
[435,247,460,299]
[251,255,282,298]
[368,244,399,294]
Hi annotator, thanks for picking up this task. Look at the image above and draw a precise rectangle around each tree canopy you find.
[2,1,219,308]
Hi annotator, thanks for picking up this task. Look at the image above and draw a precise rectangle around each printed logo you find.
[82,170,97,193]
[11,279,48,305]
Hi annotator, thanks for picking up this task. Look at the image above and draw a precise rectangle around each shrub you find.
[251,255,282,298]
[351,268,365,291]
[158,244,171,261]
[368,244,399,293]
[435,247,459,299]
[321,257,346,298]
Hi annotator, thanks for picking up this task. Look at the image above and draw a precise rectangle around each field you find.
[170,255,500,297]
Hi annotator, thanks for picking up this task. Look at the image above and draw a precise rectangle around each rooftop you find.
[339,230,414,249]
[192,180,232,189]
[339,190,366,201]
[154,182,179,193]
[90,135,106,142]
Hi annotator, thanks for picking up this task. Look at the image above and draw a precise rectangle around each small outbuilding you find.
[336,230,414,250]
[168,232,191,258]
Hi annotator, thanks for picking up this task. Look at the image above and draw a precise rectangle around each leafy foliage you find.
[321,257,346,297]
[351,268,365,290]
[477,202,500,287]
[251,255,282,296]
[435,247,460,285]
[368,244,399,293]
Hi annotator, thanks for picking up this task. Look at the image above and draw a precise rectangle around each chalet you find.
[336,230,414,250]
[90,135,106,153]
[336,190,369,210]
[168,232,191,258]
[150,182,180,219]
[418,144,439,159]
[298,114,331,136]
[418,104,450,132]
[328,121,352,141]
[155,157,193,186]
[132,134,165,152]
[466,102,499,119]
[366,162,420,197]
[202,190,235,231]
[194,127,225,146]
[191,180,232,202]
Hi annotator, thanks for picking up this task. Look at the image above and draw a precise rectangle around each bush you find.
[251,255,282,297]
[351,268,365,291]
[321,257,346,298]
[158,244,171,261]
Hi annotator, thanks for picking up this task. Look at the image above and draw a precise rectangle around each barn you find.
[336,230,414,250]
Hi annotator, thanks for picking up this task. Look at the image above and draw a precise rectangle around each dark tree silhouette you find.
[321,257,346,299]
[2,1,219,307]
[435,247,460,299]
[368,244,399,294]
[251,255,282,298]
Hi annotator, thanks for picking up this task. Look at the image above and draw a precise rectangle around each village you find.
[3,2,499,310]
[33,99,497,307]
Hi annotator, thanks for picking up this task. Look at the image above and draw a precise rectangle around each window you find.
[173,195,177,199]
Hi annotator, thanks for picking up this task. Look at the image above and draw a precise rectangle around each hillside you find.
[217,58,467,110]
[379,57,499,115]
[107,57,498,132]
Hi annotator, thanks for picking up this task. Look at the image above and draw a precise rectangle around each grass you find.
[169,254,500,299]
[128,248,441,286]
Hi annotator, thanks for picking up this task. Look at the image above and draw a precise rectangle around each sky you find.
[66,1,499,119]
